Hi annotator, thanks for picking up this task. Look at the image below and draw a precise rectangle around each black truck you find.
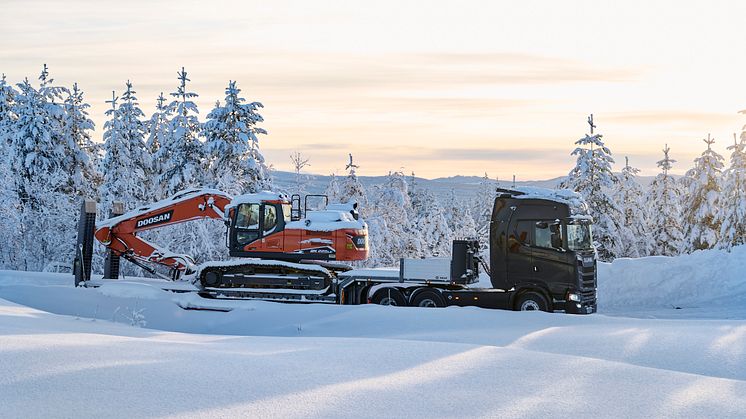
[338,187,598,314]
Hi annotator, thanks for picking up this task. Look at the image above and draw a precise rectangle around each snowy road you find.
[1,269,746,418]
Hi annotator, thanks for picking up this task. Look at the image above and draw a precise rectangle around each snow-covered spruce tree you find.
[335,154,367,207]
[365,171,415,266]
[408,174,453,257]
[646,144,686,256]
[148,69,224,267]
[118,81,150,204]
[471,172,496,245]
[613,157,649,257]
[559,116,630,261]
[204,80,270,195]
[0,74,20,268]
[62,82,100,199]
[145,92,171,199]
[683,134,724,251]
[716,133,746,249]
[445,190,478,240]
[325,173,341,202]
[154,67,205,197]
[9,66,77,270]
[100,91,135,211]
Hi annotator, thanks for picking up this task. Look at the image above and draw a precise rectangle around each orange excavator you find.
[76,189,368,299]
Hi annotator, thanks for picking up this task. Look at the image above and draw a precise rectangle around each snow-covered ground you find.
[1,248,746,418]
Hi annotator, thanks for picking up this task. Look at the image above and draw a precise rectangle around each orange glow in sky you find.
[2,0,745,179]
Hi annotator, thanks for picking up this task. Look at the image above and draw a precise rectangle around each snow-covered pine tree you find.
[155,67,205,197]
[62,82,100,199]
[646,144,686,256]
[204,80,270,194]
[9,66,77,270]
[145,92,171,199]
[613,157,649,257]
[560,115,630,261]
[716,133,746,249]
[683,134,724,251]
[290,151,311,196]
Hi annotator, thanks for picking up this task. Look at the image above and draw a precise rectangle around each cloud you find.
[604,111,741,127]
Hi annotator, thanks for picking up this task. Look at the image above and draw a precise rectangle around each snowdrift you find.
[599,245,746,311]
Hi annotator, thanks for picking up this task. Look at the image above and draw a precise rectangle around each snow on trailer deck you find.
[2,246,746,418]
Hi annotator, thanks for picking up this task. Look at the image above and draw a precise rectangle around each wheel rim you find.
[418,298,438,308]
[520,300,541,311]
[379,297,398,306]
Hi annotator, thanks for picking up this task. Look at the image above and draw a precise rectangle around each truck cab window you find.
[535,221,563,250]
[509,221,532,252]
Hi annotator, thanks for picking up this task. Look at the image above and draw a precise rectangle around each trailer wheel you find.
[515,292,549,312]
[371,288,407,306]
[411,289,445,308]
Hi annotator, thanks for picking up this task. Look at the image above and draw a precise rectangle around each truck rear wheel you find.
[411,289,445,308]
[515,292,549,312]
[371,288,407,306]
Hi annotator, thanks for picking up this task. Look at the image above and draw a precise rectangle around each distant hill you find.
[270,171,676,203]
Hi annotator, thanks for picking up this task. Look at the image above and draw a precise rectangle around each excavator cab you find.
[226,192,368,263]
[228,197,291,256]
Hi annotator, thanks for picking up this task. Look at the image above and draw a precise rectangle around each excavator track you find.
[196,259,335,291]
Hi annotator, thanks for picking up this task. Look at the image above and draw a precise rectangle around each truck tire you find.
[371,288,407,306]
[411,289,445,308]
[515,292,549,312]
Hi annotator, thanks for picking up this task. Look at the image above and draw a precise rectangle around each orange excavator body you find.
[94,189,368,276]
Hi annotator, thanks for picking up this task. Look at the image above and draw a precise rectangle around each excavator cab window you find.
[263,205,277,234]
[235,203,260,245]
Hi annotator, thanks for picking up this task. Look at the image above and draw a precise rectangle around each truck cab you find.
[490,188,597,314]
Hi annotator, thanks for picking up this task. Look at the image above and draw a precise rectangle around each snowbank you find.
[599,245,746,311]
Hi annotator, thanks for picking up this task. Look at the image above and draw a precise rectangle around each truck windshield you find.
[566,223,593,251]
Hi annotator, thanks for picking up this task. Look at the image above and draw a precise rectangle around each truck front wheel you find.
[371,288,407,306]
[515,292,549,312]
[411,289,445,308]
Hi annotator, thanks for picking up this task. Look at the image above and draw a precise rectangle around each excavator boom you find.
[94,189,232,274]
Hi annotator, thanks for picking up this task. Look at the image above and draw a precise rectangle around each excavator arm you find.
[94,189,233,276]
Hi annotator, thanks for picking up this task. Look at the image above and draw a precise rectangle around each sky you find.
[2,0,746,180]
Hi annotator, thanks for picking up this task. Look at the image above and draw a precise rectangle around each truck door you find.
[532,221,575,294]
[505,219,534,286]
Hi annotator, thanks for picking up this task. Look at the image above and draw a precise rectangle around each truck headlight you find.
[568,293,580,302]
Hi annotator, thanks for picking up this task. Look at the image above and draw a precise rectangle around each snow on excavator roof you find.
[228,191,289,207]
